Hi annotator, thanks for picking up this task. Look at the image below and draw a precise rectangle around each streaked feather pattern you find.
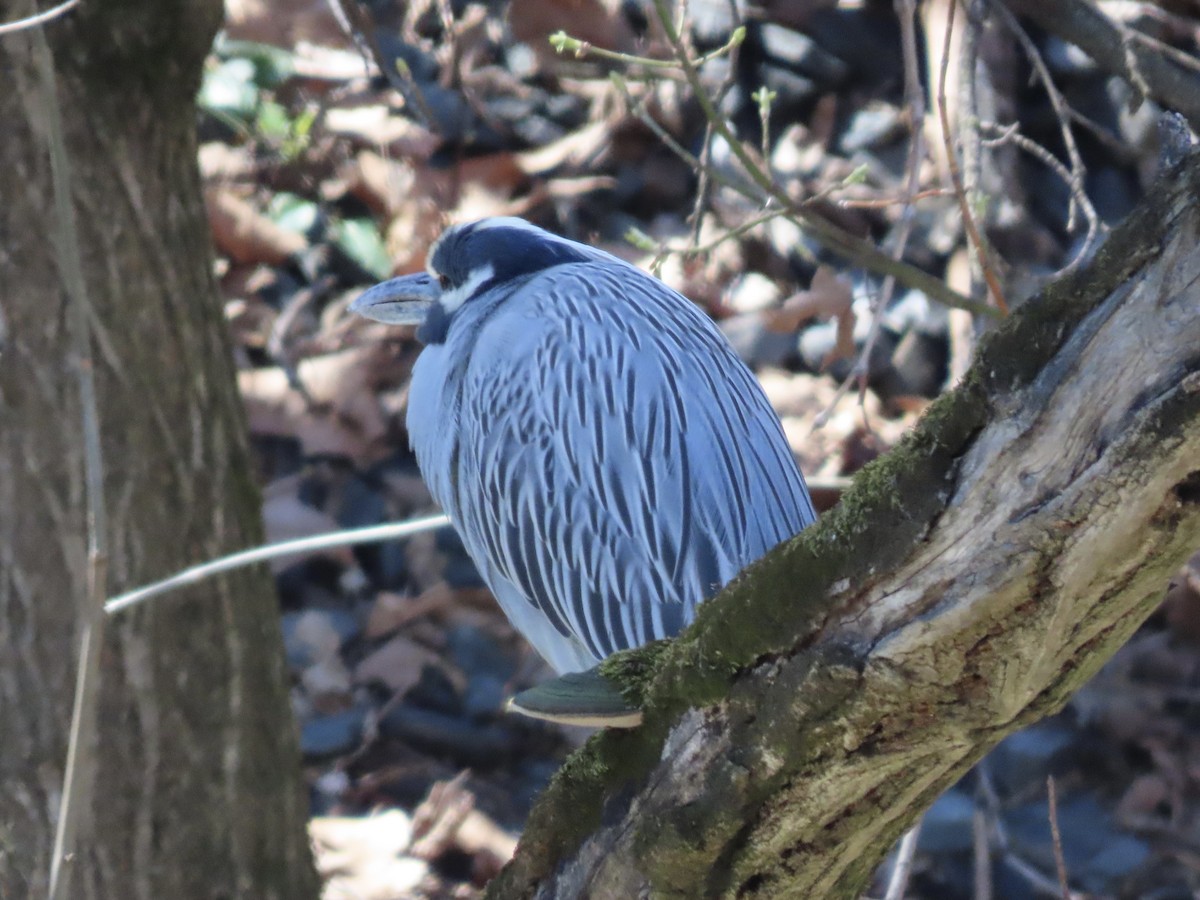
[406,248,815,673]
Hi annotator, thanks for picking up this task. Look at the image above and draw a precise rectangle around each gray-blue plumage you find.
[351,218,816,674]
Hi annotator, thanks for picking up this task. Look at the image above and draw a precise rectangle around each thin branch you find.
[642,0,999,319]
[550,26,745,70]
[630,209,788,271]
[814,0,930,429]
[691,18,745,250]
[936,0,1010,314]
[997,0,1200,129]
[1125,27,1200,77]
[36,19,110,900]
[979,121,1101,274]
[997,2,1085,228]
[617,76,748,192]
[883,817,924,900]
[105,514,450,615]
[0,0,78,36]
[990,0,1102,268]
[681,209,784,257]
[1046,777,1072,900]
[838,188,952,209]
[972,804,992,900]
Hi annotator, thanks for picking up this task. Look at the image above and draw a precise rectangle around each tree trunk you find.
[0,6,317,898]
[488,157,1200,898]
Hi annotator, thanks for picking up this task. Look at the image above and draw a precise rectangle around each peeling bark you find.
[489,157,1200,899]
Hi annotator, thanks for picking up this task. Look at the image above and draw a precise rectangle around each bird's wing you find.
[451,261,816,666]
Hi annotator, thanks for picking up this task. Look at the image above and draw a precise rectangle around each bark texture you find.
[0,5,317,898]
[488,157,1200,898]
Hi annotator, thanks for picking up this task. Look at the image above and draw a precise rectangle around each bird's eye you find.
[437,274,451,290]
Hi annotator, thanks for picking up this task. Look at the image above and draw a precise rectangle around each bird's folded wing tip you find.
[506,667,644,729]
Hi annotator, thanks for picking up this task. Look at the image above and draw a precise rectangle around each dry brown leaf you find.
[198,142,256,181]
[516,120,612,175]
[289,42,376,82]
[238,344,395,462]
[354,635,443,694]
[768,265,852,330]
[409,773,476,861]
[224,0,348,47]
[405,773,517,885]
[323,106,440,158]
[344,150,415,220]
[302,657,355,712]
[768,265,856,368]
[450,153,529,198]
[310,812,429,900]
[219,261,280,302]
[357,152,528,273]
[450,180,527,224]
[366,587,454,639]
[348,150,527,224]
[223,295,277,351]
[205,187,307,266]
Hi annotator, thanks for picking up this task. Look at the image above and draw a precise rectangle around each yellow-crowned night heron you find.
[351,218,816,676]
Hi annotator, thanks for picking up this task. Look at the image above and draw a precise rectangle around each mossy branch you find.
[487,153,1200,900]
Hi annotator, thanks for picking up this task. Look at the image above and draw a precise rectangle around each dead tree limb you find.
[488,154,1200,899]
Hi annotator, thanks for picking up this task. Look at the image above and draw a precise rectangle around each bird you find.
[351,217,816,682]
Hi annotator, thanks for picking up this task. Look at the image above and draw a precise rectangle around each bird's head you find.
[349,217,599,344]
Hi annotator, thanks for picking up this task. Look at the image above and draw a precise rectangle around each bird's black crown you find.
[430,219,594,291]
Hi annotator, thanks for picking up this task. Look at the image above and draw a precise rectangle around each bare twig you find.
[688,17,744,250]
[629,209,787,272]
[550,26,745,71]
[979,766,1087,900]
[979,121,1101,273]
[1005,855,1086,899]
[330,0,441,132]
[1124,27,1200,77]
[105,514,450,615]
[973,804,993,900]
[936,0,1009,313]
[814,0,931,429]
[681,209,784,257]
[266,277,337,403]
[883,817,924,900]
[993,2,1086,226]
[624,59,984,311]
[0,0,78,36]
[838,188,953,209]
[1046,777,1072,900]
[34,21,111,900]
[642,0,999,319]
[990,0,1103,273]
[997,0,1200,129]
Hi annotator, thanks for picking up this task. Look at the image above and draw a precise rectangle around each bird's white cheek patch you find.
[438,263,496,315]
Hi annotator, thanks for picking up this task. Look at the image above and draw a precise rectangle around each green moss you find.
[598,640,673,706]
[650,369,991,708]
